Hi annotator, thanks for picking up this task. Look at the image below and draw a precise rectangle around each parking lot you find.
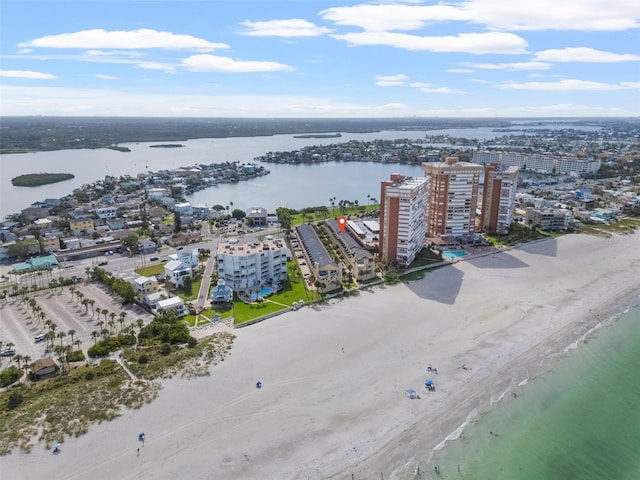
[0,280,153,365]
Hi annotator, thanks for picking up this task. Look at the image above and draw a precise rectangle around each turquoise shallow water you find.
[421,299,640,480]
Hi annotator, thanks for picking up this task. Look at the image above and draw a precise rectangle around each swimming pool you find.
[441,250,468,261]
[250,287,273,299]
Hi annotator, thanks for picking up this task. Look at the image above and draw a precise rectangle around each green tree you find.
[231,209,246,220]
[276,207,292,232]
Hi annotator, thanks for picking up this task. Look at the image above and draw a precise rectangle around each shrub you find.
[87,343,110,358]
[85,371,95,381]
[159,343,172,356]
[138,354,149,364]
[7,391,24,409]
[67,350,85,362]
[187,336,198,348]
[0,366,23,387]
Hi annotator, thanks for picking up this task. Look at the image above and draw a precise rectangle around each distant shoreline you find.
[293,133,342,139]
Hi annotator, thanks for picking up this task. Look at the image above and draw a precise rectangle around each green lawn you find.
[232,263,311,325]
[135,265,164,277]
[290,205,378,226]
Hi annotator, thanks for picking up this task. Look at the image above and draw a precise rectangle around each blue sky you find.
[1,0,639,117]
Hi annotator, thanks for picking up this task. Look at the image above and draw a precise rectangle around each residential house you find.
[164,260,192,288]
[132,275,162,300]
[210,279,233,304]
[155,296,186,317]
[69,217,95,233]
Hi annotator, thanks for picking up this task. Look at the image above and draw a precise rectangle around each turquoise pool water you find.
[250,287,273,299]
[442,250,468,260]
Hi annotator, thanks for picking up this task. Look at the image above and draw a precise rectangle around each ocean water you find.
[420,299,640,480]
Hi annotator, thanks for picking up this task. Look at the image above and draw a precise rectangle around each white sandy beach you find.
[2,232,640,480]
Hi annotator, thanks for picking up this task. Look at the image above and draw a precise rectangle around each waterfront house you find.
[155,296,186,317]
[210,279,233,304]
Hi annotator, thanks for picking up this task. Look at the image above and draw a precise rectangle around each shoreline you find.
[346,248,640,479]
[2,232,640,480]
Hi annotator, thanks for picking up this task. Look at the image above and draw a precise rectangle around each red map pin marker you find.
[338,216,347,232]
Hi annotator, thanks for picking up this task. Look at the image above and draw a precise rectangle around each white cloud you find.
[321,1,640,32]
[534,47,640,63]
[239,19,332,37]
[18,29,229,51]
[409,82,464,93]
[498,79,640,91]
[446,68,475,73]
[181,54,294,73]
[0,70,56,79]
[321,4,464,32]
[462,0,640,31]
[460,61,551,71]
[85,50,145,57]
[331,31,527,54]
[375,74,409,86]
[94,74,118,80]
[137,63,177,74]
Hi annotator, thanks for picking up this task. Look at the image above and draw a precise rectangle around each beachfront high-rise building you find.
[216,238,290,293]
[480,163,520,234]
[379,173,428,267]
[422,157,484,237]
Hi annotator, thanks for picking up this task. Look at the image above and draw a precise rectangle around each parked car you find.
[34,333,46,343]
[150,256,159,261]
[1,346,16,356]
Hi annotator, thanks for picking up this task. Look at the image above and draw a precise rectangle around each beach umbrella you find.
[425,379,434,386]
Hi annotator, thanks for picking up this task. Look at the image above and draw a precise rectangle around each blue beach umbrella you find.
[425,379,434,386]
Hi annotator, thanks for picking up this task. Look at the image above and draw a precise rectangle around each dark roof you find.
[325,219,374,262]
[295,224,336,268]
[30,358,58,373]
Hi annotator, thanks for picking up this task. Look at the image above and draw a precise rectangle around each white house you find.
[155,296,186,317]
[96,206,118,219]
[164,260,192,288]
[168,249,199,268]
[174,202,193,216]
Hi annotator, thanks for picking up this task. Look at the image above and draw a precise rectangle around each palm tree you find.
[68,329,76,345]
[45,331,56,350]
[90,330,99,345]
[118,312,127,332]
[95,307,102,320]
[57,331,66,346]
[89,299,95,316]
[69,285,76,301]
[13,354,23,370]
[22,355,32,374]
[74,339,81,351]
[82,298,89,313]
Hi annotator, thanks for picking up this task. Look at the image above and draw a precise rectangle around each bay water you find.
[1,130,433,219]
[418,299,640,480]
